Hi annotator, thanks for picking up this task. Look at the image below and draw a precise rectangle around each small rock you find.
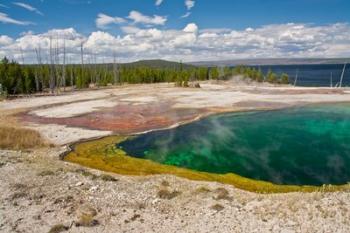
[75,182,84,187]
[89,186,99,192]
[152,198,160,205]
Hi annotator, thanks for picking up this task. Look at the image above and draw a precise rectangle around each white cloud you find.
[0,35,13,45]
[96,13,126,29]
[155,0,163,6]
[121,26,141,34]
[181,12,191,18]
[185,0,195,10]
[1,23,350,63]
[128,10,167,25]
[0,12,34,25]
[0,4,9,8]
[13,2,43,16]
[183,23,198,33]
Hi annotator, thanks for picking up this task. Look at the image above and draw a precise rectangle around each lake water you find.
[253,64,349,87]
[118,104,350,186]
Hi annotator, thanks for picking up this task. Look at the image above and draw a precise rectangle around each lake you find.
[252,64,349,87]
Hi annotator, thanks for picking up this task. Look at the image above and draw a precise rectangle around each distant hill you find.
[27,59,196,70]
[189,58,350,66]
[121,59,195,69]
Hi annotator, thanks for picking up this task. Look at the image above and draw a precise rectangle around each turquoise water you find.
[117,104,350,185]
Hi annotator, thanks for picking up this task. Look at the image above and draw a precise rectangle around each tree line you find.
[233,66,289,84]
[0,57,289,96]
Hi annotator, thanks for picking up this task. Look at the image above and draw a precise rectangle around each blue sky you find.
[1,0,350,36]
[0,0,350,62]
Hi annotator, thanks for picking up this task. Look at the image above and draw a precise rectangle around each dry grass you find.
[75,205,99,227]
[74,168,98,179]
[211,203,224,212]
[0,126,47,150]
[157,189,181,200]
[99,174,118,182]
[76,213,99,227]
[161,180,170,186]
[214,187,233,201]
[48,224,69,233]
[195,186,211,193]
[37,170,55,176]
[74,169,118,182]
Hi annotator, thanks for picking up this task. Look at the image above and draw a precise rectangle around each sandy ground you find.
[1,81,350,232]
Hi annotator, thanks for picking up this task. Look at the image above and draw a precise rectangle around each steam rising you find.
[118,104,350,186]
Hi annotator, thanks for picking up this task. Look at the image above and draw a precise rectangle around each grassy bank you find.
[0,126,47,150]
[64,136,350,193]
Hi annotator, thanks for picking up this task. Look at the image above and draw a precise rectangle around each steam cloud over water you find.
[118,104,350,186]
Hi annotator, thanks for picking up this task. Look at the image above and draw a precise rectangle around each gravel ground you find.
[1,82,350,232]
[1,149,350,233]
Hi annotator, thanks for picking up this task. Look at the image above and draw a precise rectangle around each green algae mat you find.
[65,103,350,193]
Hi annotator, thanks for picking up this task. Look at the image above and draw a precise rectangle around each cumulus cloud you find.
[13,2,43,16]
[96,13,126,29]
[128,10,167,25]
[183,23,198,33]
[0,12,34,25]
[155,0,163,6]
[1,23,350,63]
[0,35,13,45]
[185,0,195,10]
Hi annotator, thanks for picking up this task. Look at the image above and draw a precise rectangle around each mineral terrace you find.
[1,81,350,233]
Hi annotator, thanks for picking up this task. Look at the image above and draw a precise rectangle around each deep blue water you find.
[251,64,349,87]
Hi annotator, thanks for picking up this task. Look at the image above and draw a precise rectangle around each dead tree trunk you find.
[35,46,43,91]
[62,37,66,91]
[54,37,61,94]
[113,52,119,85]
[49,37,56,94]
[80,41,84,88]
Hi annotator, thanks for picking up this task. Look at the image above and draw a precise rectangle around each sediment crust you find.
[1,81,350,232]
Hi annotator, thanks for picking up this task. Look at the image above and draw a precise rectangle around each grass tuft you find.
[99,174,118,182]
[75,205,99,227]
[76,214,99,227]
[37,170,55,176]
[74,169,98,179]
[211,203,224,212]
[0,126,47,150]
[214,187,232,201]
[195,186,211,193]
[48,224,69,233]
[160,180,170,186]
[157,189,181,200]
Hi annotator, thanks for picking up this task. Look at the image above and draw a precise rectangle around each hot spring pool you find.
[117,103,350,186]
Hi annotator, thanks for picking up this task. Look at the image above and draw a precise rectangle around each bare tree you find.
[69,56,75,89]
[293,69,299,87]
[19,47,25,64]
[80,41,84,66]
[339,63,347,88]
[113,52,119,85]
[54,37,61,93]
[34,46,43,92]
[62,37,66,91]
[49,37,56,93]
[93,53,99,87]
[80,41,84,88]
